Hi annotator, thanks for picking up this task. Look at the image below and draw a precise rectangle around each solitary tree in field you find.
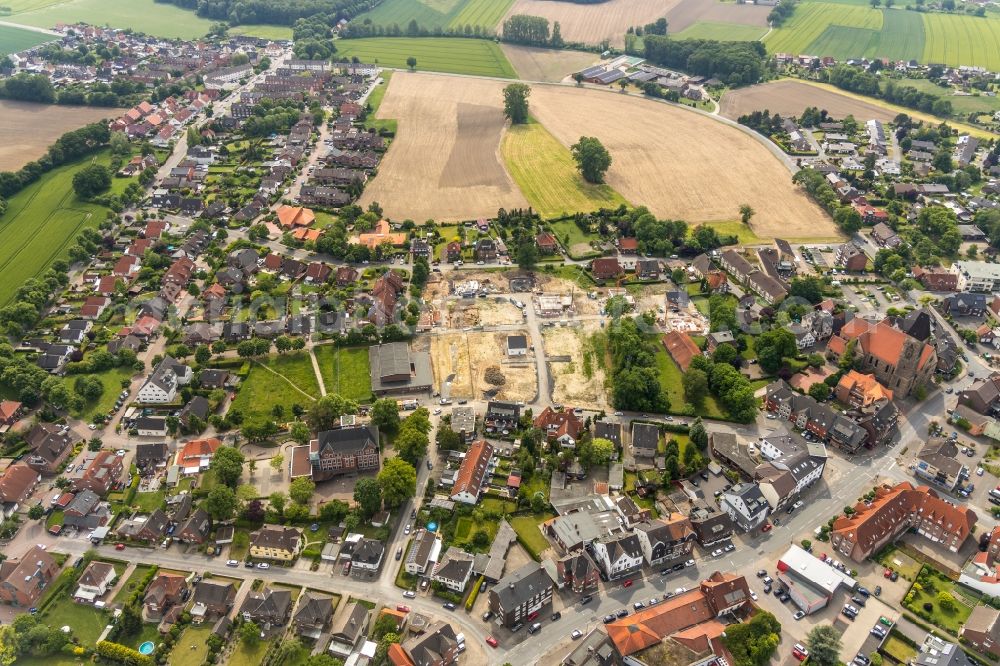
[406,56,417,71]
[571,136,612,184]
[739,203,755,226]
[618,79,628,93]
[503,83,531,124]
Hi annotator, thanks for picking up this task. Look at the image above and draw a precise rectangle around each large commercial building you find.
[368,342,433,395]
[775,544,857,614]
[489,562,554,628]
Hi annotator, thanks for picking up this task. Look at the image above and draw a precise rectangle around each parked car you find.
[616,608,628,618]
[603,615,615,624]
[633,601,645,610]
[396,604,410,613]
[257,563,270,570]
[724,544,735,553]
[486,636,498,648]
[115,543,126,551]
[873,586,882,597]
[403,591,416,599]
[622,579,633,588]
[226,559,239,567]
[571,629,583,640]
[711,549,723,557]
[482,611,493,621]
[551,612,561,621]
[794,611,805,620]
[443,602,456,611]
[580,595,593,605]
[685,559,695,567]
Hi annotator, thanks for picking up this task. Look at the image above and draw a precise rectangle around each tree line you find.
[642,35,766,86]
[0,71,186,108]
[154,0,372,26]
[608,316,669,413]
[823,66,953,117]
[0,121,111,203]
[767,0,798,26]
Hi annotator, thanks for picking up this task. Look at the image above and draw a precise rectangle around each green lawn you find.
[0,24,54,56]
[229,352,320,423]
[313,345,373,403]
[229,638,270,664]
[502,120,628,221]
[0,150,113,307]
[357,0,513,31]
[334,37,517,78]
[547,219,602,259]
[131,491,165,513]
[902,566,973,635]
[6,0,215,38]
[73,367,135,422]
[509,514,552,560]
[229,528,250,560]
[112,565,153,603]
[40,596,112,646]
[654,347,728,419]
[674,21,768,41]
[692,220,762,246]
[882,632,918,664]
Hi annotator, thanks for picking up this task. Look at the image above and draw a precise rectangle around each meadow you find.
[765,1,1000,70]
[333,37,516,78]
[357,0,514,30]
[893,78,1000,116]
[229,24,293,40]
[501,120,628,219]
[6,0,214,38]
[0,150,111,306]
[314,345,373,403]
[229,352,320,423]
[0,24,54,57]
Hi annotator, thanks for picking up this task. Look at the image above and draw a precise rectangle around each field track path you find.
[252,359,317,402]
[0,19,59,35]
[309,348,327,397]
[381,67,800,173]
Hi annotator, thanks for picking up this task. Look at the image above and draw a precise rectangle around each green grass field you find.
[229,352,320,423]
[501,120,628,220]
[893,78,1000,115]
[0,24,54,56]
[357,0,514,30]
[653,346,728,419]
[314,345,373,403]
[6,0,214,38]
[41,595,112,646]
[674,21,768,42]
[766,2,1000,70]
[694,220,762,245]
[334,37,517,78]
[229,24,293,40]
[0,150,111,307]
[74,367,135,422]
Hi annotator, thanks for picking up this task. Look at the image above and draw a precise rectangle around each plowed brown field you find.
[504,0,680,48]
[365,73,839,240]
[666,0,771,32]
[719,80,896,122]
[0,100,123,170]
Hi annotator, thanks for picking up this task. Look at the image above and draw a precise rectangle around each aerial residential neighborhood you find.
[4,1,1000,665]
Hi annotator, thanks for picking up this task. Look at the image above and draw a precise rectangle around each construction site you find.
[423,330,538,402]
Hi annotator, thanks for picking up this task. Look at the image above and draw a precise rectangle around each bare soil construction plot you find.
[544,323,608,409]
[666,0,771,33]
[719,80,896,123]
[504,0,680,48]
[359,74,528,221]
[0,100,122,170]
[429,331,537,401]
[500,44,598,82]
[527,85,839,240]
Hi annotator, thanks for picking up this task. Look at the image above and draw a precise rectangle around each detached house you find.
[143,572,187,622]
[24,423,74,474]
[249,525,302,561]
[241,586,293,627]
[961,606,1000,659]
[74,561,117,603]
[0,545,58,607]
[136,356,192,403]
[533,407,584,448]
[74,450,125,496]
[449,440,494,505]
[293,592,334,639]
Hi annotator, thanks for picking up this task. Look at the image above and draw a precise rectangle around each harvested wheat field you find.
[527,85,839,240]
[544,324,608,409]
[0,100,123,170]
[504,0,679,48]
[719,80,896,123]
[429,331,537,401]
[359,74,528,221]
[500,44,598,82]
[665,0,771,33]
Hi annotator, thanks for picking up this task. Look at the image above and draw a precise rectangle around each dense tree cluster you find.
[824,66,952,117]
[792,168,864,233]
[608,317,668,412]
[643,35,766,86]
[502,14,551,46]
[686,352,758,422]
[154,0,372,25]
[768,0,798,25]
[72,164,112,198]
[722,611,781,666]
[0,71,147,107]
[343,17,498,39]
[737,109,785,137]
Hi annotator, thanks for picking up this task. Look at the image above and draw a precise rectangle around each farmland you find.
[333,37,516,78]
[5,0,215,38]
[720,79,897,122]
[764,1,1000,70]
[673,21,768,42]
[501,120,628,219]
[891,78,1000,116]
[359,73,529,222]
[0,24,53,57]
[500,44,597,82]
[666,0,772,34]
[0,100,121,171]
[229,24,293,40]
[357,0,514,31]
[364,72,837,239]
[503,0,680,48]
[526,84,837,239]
[0,150,112,306]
